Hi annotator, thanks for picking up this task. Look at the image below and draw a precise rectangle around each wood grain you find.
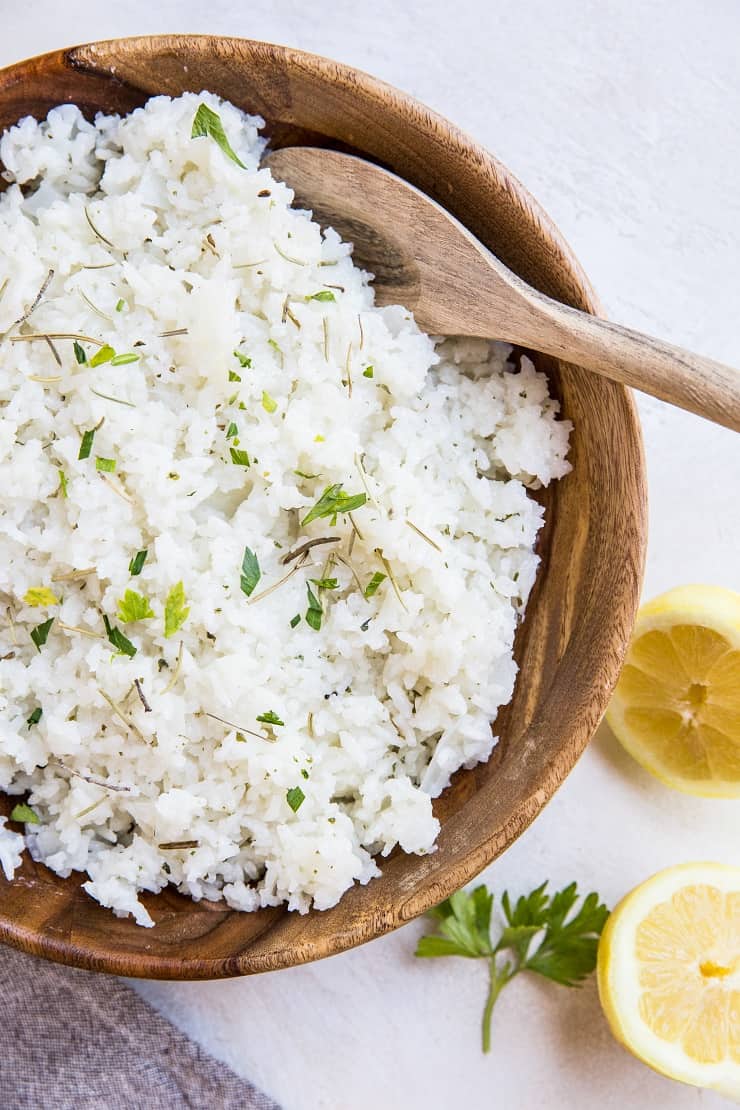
[0,36,647,979]
[266,147,740,431]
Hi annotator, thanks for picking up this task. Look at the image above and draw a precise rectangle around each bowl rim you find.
[0,34,647,979]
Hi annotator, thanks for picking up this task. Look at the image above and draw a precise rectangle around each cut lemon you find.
[606,584,740,797]
[598,863,740,1099]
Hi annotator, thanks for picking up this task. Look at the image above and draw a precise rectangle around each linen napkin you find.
[0,943,279,1109]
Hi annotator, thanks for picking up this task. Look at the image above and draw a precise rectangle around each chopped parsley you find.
[78,428,96,460]
[286,786,305,813]
[89,344,115,368]
[129,549,148,576]
[10,803,39,824]
[306,291,336,303]
[30,618,54,651]
[57,469,68,498]
[117,589,155,623]
[228,370,242,382]
[226,422,238,440]
[109,352,140,366]
[261,391,277,413]
[164,582,189,638]
[230,447,251,467]
[302,484,366,526]
[115,298,126,312]
[26,707,42,728]
[103,614,137,658]
[240,547,261,597]
[73,340,87,365]
[95,457,116,473]
[24,587,59,608]
[310,577,339,590]
[191,102,246,169]
[290,614,301,628]
[363,366,374,378]
[305,582,323,631]
[233,351,252,369]
[364,572,387,599]
[256,710,284,727]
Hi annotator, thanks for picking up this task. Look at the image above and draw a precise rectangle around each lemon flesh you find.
[598,863,740,1098]
[607,585,740,797]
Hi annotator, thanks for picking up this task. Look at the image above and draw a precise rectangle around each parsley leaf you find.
[10,803,39,824]
[306,290,336,303]
[30,618,54,651]
[89,344,115,368]
[78,428,96,460]
[228,370,242,382]
[310,577,338,590]
[226,422,238,440]
[95,457,116,473]
[240,547,261,597]
[301,484,366,526]
[364,572,386,599]
[117,589,155,623]
[73,340,87,364]
[286,786,305,812]
[256,710,284,727]
[23,587,59,608]
[416,881,609,1052]
[129,549,148,576]
[230,447,251,467]
[233,351,251,369]
[261,391,277,413]
[363,366,374,378]
[103,614,137,658]
[26,707,42,728]
[305,582,323,631]
[109,352,139,366]
[290,614,301,628]
[191,103,246,169]
[164,581,189,638]
[115,298,126,312]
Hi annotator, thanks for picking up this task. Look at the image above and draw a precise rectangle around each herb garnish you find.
[226,422,238,440]
[103,615,137,658]
[89,344,116,368]
[10,803,39,824]
[228,370,241,382]
[129,550,148,576]
[290,614,301,628]
[164,582,189,638]
[256,710,284,727]
[230,447,251,467]
[117,589,155,623]
[191,103,246,168]
[286,786,305,812]
[311,577,339,591]
[26,707,42,728]
[261,391,277,413]
[305,582,323,631]
[74,340,88,364]
[57,469,68,499]
[302,484,366,526]
[30,618,54,651]
[416,882,609,1052]
[95,457,116,473]
[306,291,336,303]
[363,366,374,378]
[294,470,320,480]
[78,428,96,460]
[24,588,59,608]
[363,572,386,599]
[240,547,261,597]
[281,536,339,566]
[109,352,139,366]
[115,298,125,312]
[233,351,252,369]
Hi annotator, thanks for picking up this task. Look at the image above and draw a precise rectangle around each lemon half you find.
[606,584,740,797]
[598,863,740,1098]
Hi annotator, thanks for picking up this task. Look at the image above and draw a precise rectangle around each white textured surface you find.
[1,3,739,1108]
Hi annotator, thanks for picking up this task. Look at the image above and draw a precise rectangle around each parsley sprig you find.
[416,882,609,1052]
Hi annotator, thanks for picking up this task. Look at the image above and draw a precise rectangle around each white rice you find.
[0,93,571,926]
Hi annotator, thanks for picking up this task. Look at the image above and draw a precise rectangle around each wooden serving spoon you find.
[265,148,740,432]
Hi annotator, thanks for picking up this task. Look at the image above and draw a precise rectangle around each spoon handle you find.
[509,289,740,432]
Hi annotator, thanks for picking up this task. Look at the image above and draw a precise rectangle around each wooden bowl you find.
[0,36,647,979]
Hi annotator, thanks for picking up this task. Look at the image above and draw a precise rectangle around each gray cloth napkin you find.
[0,943,279,1109]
